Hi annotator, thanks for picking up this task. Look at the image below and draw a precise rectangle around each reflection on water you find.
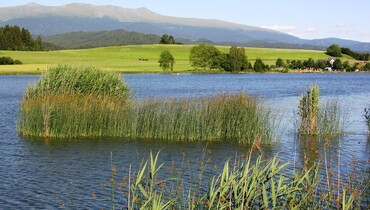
[0,74,369,208]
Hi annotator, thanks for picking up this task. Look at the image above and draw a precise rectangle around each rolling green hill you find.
[0,44,335,75]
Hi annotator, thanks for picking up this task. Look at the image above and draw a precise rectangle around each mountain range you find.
[0,3,369,52]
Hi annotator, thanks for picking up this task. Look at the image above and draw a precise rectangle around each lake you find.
[0,73,369,208]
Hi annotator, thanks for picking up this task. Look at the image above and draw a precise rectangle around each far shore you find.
[1,44,367,75]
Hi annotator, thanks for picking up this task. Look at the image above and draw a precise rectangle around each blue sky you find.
[1,0,369,42]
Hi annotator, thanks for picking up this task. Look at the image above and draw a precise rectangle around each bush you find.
[0,56,14,65]
[0,56,22,65]
[14,59,22,64]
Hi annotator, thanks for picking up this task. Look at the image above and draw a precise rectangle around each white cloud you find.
[304,27,316,32]
[261,25,296,32]
[359,32,369,36]
[335,23,355,28]
[335,23,346,27]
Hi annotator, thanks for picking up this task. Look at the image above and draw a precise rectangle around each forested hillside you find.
[0,25,43,51]
[42,30,161,49]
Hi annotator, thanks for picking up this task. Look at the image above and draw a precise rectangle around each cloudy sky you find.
[1,0,369,42]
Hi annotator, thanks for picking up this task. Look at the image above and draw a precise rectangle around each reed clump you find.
[69,150,369,209]
[24,64,131,99]
[18,64,278,144]
[298,84,345,137]
[18,64,132,138]
[126,92,278,144]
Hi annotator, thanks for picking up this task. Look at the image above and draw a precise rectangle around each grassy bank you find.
[0,45,332,74]
[18,64,279,144]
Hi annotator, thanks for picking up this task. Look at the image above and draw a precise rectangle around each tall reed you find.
[70,150,369,209]
[18,64,279,144]
[297,84,345,137]
[18,91,279,145]
[299,84,320,135]
[24,64,131,99]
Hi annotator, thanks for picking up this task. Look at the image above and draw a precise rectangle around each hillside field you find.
[0,45,335,74]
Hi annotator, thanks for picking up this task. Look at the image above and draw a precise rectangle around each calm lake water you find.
[0,73,369,208]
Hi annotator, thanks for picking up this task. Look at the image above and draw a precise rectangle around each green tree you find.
[35,35,43,51]
[159,34,170,44]
[362,62,370,71]
[229,46,249,72]
[327,44,342,57]
[189,44,221,70]
[316,61,326,69]
[169,35,175,44]
[254,58,265,72]
[342,60,351,70]
[159,34,176,44]
[289,60,297,69]
[333,59,342,69]
[216,53,230,71]
[276,58,285,67]
[296,60,304,69]
[158,50,175,71]
[21,28,33,50]
[304,58,316,68]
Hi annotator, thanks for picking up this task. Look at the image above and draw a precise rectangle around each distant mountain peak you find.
[26,2,40,7]
[0,3,368,52]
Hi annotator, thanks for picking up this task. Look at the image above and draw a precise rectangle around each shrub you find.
[0,56,14,65]
[14,59,22,64]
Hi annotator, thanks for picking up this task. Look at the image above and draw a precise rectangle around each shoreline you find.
[1,69,368,76]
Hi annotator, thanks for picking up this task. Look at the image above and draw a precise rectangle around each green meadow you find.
[0,45,333,74]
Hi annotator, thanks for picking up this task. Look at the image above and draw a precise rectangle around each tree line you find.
[284,58,369,71]
[326,44,369,61]
[341,47,369,61]
[159,44,370,72]
[0,25,43,51]
[188,44,251,72]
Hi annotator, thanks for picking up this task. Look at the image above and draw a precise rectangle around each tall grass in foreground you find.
[18,64,279,144]
[61,150,369,209]
[297,84,346,137]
